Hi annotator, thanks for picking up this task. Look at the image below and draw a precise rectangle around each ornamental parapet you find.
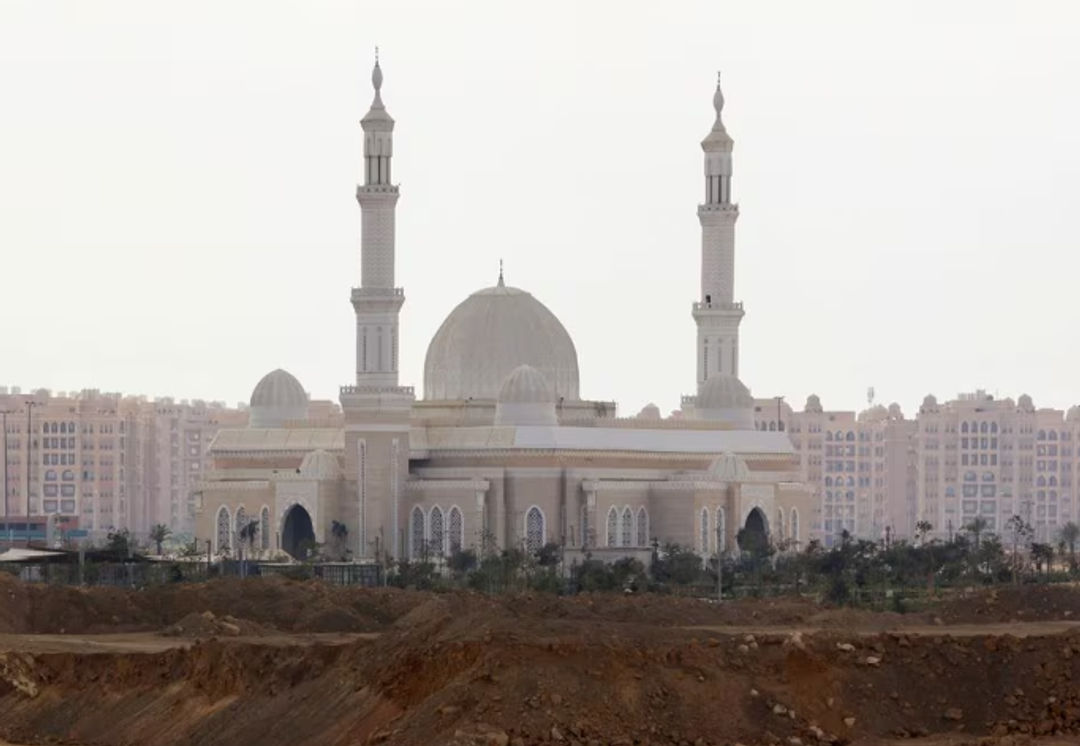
[692,300,743,313]
[351,287,405,299]
[340,384,415,396]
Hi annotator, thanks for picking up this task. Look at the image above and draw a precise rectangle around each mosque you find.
[195,61,813,564]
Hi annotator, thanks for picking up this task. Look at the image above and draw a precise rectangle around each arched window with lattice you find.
[606,506,618,547]
[234,506,247,549]
[410,506,425,559]
[700,507,709,554]
[525,506,545,553]
[636,507,648,547]
[790,508,800,544]
[775,507,785,543]
[429,506,445,556]
[620,507,632,547]
[216,506,231,554]
[716,507,726,552]
[448,506,463,554]
[260,506,270,550]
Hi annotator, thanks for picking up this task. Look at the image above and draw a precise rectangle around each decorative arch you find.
[448,506,464,554]
[606,506,618,547]
[235,505,248,542]
[620,506,632,548]
[429,505,445,556]
[215,505,231,554]
[260,506,270,551]
[636,507,648,547]
[410,505,425,559]
[525,505,545,553]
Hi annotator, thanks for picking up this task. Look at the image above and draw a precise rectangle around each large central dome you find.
[424,281,580,401]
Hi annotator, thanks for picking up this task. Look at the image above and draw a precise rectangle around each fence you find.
[2,559,383,589]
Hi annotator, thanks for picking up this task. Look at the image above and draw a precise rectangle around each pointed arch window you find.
[260,507,270,550]
[775,507,785,542]
[716,507,726,552]
[606,506,618,547]
[410,506,425,559]
[700,507,710,554]
[620,507,632,548]
[790,508,800,543]
[216,506,231,554]
[429,506,445,556]
[525,506,545,553]
[235,506,247,544]
[448,506,463,554]
[636,507,648,547]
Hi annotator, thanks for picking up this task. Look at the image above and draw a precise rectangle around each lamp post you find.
[24,401,39,547]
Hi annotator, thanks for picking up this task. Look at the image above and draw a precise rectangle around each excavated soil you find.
[3,578,1080,745]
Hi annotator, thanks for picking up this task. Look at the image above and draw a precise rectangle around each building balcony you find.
[692,300,744,313]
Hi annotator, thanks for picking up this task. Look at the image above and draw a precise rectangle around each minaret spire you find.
[692,70,743,387]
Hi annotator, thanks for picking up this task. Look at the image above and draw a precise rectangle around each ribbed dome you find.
[299,449,341,480]
[249,369,308,428]
[698,374,753,410]
[1018,394,1035,412]
[497,365,555,404]
[805,394,823,414]
[1068,406,1080,423]
[424,282,580,402]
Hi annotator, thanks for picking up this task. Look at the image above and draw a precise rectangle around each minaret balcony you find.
[693,300,743,313]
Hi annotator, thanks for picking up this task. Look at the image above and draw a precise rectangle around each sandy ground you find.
[686,619,1080,637]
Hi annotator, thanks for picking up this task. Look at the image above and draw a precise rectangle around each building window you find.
[429,506,445,556]
[525,506,545,553]
[607,506,618,547]
[790,508,800,544]
[448,506,463,554]
[636,507,648,547]
[410,506,425,559]
[234,506,247,546]
[216,506,231,554]
[260,507,270,551]
[716,507,726,552]
[700,507,709,554]
[620,506,632,548]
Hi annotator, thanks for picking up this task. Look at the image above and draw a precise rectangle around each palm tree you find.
[149,524,171,556]
[238,519,259,554]
[965,516,990,551]
[1060,522,1080,570]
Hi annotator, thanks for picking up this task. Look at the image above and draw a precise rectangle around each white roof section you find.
[414,425,793,455]
[210,428,344,453]
[0,547,64,562]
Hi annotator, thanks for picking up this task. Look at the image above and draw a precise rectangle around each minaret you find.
[352,54,404,388]
[341,54,414,564]
[692,72,744,387]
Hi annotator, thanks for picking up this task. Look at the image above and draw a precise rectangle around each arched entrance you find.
[737,507,770,556]
[281,504,315,560]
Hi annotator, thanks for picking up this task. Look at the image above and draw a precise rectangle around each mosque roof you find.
[424,278,580,402]
[210,428,343,454]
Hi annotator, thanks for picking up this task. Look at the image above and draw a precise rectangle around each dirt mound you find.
[930,585,1080,624]
[0,572,421,635]
[160,611,269,639]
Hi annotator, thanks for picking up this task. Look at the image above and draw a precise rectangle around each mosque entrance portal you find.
[737,507,769,555]
[282,505,315,560]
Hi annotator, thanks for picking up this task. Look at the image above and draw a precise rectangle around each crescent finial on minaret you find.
[372,48,383,94]
[712,71,725,127]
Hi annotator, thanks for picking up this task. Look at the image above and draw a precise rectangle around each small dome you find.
[497,364,555,404]
[920,394,938,413]
[858,404,888,423]
[299,449,341,480]
[494,365,557,426]
[249,369,308,428]
[1018,394,1034,412]
[695,374,754,428]
[709,452,750,482]
[805,394,823,414]
[424,282,579,402]
[887,402,903,420]
[637,403,662,420]
[1067,405,1080,423]
[698,374,753,410]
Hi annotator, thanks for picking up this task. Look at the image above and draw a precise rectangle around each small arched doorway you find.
[737,507,770,556]
[281,504,315,560]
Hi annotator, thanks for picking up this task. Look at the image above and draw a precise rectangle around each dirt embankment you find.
[4,580,1080,745]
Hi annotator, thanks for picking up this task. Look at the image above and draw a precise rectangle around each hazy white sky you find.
[1,0,1078,416]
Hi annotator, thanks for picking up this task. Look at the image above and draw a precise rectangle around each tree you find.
[915,521,933,545]
[105,529,132,557]
[149,524,171,556]
[1060,522,1080,570]
[965,516,990,551]
[1031,542,1055,576]
[1006,515,1033,583]
[237,519,259,560]
[328,520,350,561]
